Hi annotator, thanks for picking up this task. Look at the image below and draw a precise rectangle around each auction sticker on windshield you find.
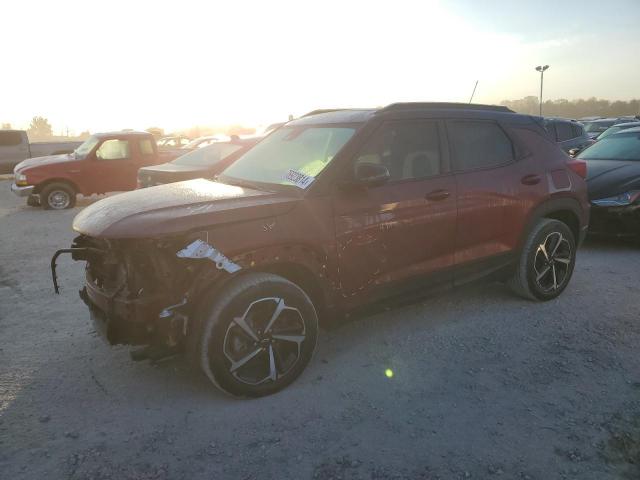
[284,169,315,189]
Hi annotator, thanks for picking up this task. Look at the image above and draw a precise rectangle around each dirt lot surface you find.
[1,180,639,480]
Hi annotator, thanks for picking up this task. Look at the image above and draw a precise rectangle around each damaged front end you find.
[51,235,233,357]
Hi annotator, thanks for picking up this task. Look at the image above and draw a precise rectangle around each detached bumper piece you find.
[51,247,98,294]
[589,204,640,236]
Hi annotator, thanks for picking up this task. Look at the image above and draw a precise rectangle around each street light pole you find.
[535,65,549,116]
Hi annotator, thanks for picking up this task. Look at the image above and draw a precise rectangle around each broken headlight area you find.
[63,234,233,353]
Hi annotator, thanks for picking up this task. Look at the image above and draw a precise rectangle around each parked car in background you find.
[582,117,639,139]
[578,116,603,122]
[11,131,180,209]
[157,136,191,149]
[544,118,593,154]
[137,137,260,188]
[596,121,640,141]
[0,130,82,174]
[578,127,640,237]
[56,102,589,397]
[182,136,223,150]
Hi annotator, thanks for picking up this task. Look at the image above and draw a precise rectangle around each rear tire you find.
[509,219,576,301]
[40,183,76,210]
[196,273,318,398]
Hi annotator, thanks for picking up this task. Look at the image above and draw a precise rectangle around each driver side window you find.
[353,121,441,182]
[96,139,130,160]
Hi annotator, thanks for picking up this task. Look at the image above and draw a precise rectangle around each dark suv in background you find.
[54,103,590,397]
[544,118,593,154]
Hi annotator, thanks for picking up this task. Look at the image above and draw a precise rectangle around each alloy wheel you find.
[533,231,572,293]
[223,297,306,386]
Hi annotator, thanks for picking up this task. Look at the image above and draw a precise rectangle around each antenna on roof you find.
[469,80,478,104]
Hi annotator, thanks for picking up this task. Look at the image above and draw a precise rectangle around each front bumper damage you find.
[51,236,231,353]
[589,203,640,236]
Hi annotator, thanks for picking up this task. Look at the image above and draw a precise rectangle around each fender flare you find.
[518,196,585,250]
[34,177,79,195]
[186,242,338,314]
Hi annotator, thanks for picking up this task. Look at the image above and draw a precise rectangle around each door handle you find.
[521,174,541,186]
[425,189,450,201]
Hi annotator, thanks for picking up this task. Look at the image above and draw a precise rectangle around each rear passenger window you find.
[556,122,574,141]
[450,121,513,170]
[139,139,154,155]
[354,121,441,181]
[0,131,23,146]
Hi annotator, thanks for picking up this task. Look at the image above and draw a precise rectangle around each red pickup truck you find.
[11,131,178,209]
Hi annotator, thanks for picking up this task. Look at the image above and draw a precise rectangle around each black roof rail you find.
[378,102,514,114]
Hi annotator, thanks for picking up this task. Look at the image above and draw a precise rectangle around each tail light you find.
[567,159,587,178]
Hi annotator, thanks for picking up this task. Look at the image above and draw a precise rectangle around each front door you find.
[333,119,457,303]
[88,137,137,193]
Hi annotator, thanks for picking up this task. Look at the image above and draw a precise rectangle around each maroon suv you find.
[53,103,589,397]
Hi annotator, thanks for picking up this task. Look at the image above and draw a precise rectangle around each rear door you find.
[448,119,546,283]
[333,119,457,301]
[0,131,28,173]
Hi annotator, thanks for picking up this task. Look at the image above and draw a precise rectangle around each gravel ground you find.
[1,179,639,480]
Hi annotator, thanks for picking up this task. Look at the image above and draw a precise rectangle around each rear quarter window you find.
[0,131,23,147]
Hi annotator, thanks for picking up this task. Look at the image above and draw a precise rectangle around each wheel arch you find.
[518,197,584,251]
[188,243,338,330]
[33,178,79,195]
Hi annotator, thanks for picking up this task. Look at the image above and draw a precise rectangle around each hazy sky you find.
[2,0,638,134]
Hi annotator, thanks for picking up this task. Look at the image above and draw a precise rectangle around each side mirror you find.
[568,147,580,158]
[354,162,390,187]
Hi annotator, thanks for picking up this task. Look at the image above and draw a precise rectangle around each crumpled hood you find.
[14,153,75,171]
[586,159,640,200]
[73,178,300,239]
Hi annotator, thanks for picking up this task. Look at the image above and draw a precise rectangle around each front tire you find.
[509,219,576,301]
[197,273,318,397]
[40,183,76,210]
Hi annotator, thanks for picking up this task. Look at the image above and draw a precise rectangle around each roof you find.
[289,102,518,126]
[545,117,581,123]
[94,130,152,138]
[378,102,513,113]
[612,126,640,135]
[588,117,637,124]
[611,121,640,128]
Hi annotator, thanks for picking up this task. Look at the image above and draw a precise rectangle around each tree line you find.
[500,96,640,119]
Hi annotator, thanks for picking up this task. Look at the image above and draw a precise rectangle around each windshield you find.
[584,121,614,133]
[74,135,100,159]
[220,126,356,188]
[171,143,242,167]
[577,133,640,161]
